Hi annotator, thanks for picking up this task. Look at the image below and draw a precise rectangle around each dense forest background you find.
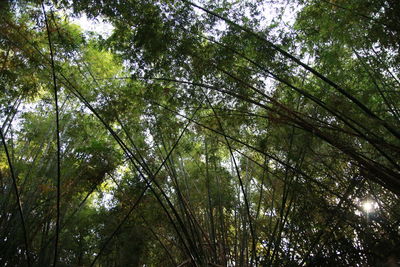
[1,0,400,266]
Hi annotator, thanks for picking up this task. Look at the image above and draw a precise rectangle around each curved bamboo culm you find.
[181,0,400,140]
[0,0,399,266]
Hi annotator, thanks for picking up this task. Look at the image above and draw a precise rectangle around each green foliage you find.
[0,0,399,266]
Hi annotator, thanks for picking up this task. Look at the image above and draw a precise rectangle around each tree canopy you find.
[0,0,399,266]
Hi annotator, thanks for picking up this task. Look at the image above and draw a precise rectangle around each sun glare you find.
[362,200,375,213]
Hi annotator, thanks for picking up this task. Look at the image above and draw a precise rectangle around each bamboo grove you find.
[0,0,399,266]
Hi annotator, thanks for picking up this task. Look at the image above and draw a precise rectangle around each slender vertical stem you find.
[41,3,61,266]
[201,89,257,265]
[1,129,31,266]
